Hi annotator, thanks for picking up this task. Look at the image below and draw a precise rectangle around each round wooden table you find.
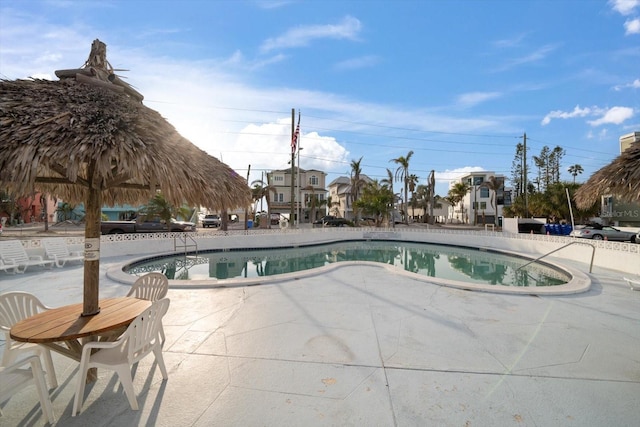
[11,297,152,382]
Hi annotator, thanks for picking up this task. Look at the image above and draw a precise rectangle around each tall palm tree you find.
[303,184,318,223]
[251,179,277,228]
[568,164,583,184]
[481,176,502,226]
[448,181,471,223]
[391,150,414,224]
[326,195,340,217]
[350,157,365,221]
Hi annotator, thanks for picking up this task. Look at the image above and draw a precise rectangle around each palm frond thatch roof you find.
[574,144,640,209]
[0,77,249,209]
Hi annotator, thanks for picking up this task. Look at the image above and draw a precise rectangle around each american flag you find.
[291,112,300,154]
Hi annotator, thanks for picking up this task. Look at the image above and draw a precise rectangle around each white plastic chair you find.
[0,292,58,388]
[0,355,55,424]
[127,272,169,343]
[72,298,170,416]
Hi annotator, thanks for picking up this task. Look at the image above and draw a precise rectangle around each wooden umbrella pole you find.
[82,186,102,316]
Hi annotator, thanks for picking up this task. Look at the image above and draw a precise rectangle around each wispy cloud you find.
[493,44,559,72]
[456,92,501,108]
[333,55,379,71]
[256,0,295,9]
[587,106,634,126]
[541,105,593,125]
[541,105,634,127]
[613,78,640,90]
[260,16,362,52]
[492,33,527,48]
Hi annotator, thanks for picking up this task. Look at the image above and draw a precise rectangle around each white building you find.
[448,172,511,225]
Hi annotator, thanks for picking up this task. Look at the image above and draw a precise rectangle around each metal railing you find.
[516,240,596,273]
[174,233,198,257]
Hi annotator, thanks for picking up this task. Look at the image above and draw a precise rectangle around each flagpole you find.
[290,108,295,223]
[297,125,301,228]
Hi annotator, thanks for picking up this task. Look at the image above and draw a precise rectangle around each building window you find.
[480,187,489,198]
[277,193,284,202]
[273,175,284,183]
[480,202,487,210]
[309,175,319,186]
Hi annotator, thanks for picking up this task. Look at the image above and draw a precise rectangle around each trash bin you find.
[247,220,253,229]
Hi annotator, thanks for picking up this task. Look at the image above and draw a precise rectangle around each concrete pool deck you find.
[1,248,638,426]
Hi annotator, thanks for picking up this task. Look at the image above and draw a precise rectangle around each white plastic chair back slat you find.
[127,272,169,301]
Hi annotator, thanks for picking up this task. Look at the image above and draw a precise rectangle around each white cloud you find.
[541,105,592,125]
[456,92,501,108]
[609,0,640,15]
[261,16,362,52]
[624,17,640,34]
[613,78,640,90]
[333,55,380,71]
[494,44,558,72]
[587,106,635,126]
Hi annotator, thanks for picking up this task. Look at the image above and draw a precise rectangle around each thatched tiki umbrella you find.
[0,40,250,315]
[574,144,640,209]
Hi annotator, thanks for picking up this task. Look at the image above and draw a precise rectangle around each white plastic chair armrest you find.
[28,255,44,261]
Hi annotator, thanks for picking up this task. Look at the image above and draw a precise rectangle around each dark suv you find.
[313,216,349,227]
[202,214,221,228]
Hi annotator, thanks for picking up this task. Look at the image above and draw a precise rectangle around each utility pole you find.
[290,108,295,223]
[523,132,528,218]
[244,164,250,230]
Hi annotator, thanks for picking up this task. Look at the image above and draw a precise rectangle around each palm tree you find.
[326,195,340,217]
[448,181,471,223]
[568,164,584,184]
[303,185,318,223]
[480,176,502,226]
[407,173,419,222]
[251,179,277,228]
[143,193,190,226]
[350,157,365,221]
[391,150,414,224]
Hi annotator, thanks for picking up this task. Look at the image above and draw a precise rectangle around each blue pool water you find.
[125,240,569,287]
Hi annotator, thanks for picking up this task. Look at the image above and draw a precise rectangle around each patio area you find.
[1,247,638,426]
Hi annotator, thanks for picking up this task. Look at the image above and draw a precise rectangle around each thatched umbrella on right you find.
[574,144,640,209]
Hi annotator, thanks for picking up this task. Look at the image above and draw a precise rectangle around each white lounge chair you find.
[0,355,55,424]
[0,240,54,273]
[41,237,84,268]
[624,277,640,291]
[72,298,170,416]
[0,292,59,389]
[0,258,19,274]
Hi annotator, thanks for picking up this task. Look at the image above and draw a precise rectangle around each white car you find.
[569,224,636,241]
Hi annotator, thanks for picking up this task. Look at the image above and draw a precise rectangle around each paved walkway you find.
[1,253,638,426]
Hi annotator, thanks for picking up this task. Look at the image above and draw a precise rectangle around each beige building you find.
[326,175,374,221]
[266,167,327,224]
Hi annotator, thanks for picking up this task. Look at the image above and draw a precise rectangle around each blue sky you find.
[1,0,638,197]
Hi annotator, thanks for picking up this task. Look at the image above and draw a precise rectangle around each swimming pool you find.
[124,240,570,287]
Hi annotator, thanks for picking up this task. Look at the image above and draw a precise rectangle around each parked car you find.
[632,230,640,244]
[569,224,636,241]
[101,216,196,234]
[313,216,349,227]
[202,214,221,228]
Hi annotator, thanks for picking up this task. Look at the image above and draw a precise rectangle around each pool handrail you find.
[516,240,596,273]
